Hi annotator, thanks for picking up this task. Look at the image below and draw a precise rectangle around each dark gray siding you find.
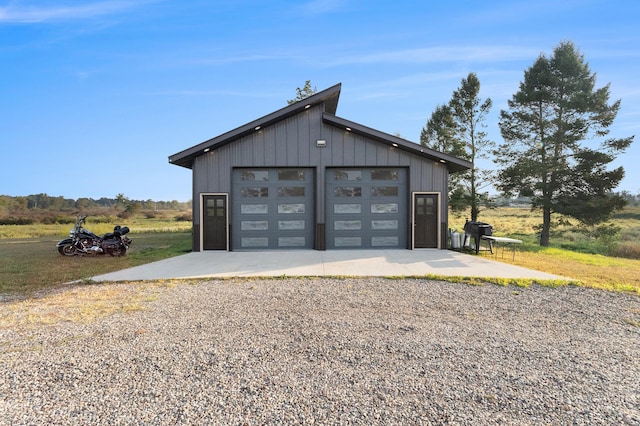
[191,105,449,245]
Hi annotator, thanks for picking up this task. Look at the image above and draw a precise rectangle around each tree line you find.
[0,193,191,225]
[0,193,189,212]
[418,41,634,246]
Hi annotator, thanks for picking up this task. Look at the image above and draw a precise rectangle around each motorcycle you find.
[57,215,132,256]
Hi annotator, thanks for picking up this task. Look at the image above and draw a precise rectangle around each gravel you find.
[1,278,639,425]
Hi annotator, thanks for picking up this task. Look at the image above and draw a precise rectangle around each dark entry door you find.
[414,193,439,248]
[203,194,228,250]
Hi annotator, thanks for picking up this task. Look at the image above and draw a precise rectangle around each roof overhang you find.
[322,113,471,173]
[168,82,471,174]
[169,83,342,169]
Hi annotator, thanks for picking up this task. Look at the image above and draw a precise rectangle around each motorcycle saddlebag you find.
[114,226,130,237]
[102,239,120,251]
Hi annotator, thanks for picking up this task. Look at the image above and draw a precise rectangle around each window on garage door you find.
[232,168,314,250]
[326,168,407,249]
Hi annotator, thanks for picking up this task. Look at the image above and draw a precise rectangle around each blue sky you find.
[1,0,638,202]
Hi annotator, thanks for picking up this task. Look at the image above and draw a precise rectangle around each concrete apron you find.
[91,249,565,282]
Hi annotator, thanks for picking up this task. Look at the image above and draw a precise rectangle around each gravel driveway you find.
[1,278,639,425]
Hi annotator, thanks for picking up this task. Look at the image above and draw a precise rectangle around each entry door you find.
[202,194,228,250]
[414,193,439,248]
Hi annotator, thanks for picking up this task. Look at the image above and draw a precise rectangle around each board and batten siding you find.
[191,104,449,247]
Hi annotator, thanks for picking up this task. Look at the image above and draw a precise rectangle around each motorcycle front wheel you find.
[58,244,76,256]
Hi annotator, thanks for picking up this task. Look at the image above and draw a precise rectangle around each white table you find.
[481,236,523,260]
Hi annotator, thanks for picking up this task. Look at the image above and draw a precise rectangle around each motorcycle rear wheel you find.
[58,244,76,256]
[109,247,126,256]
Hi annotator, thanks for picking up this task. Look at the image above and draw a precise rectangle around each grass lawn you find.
[0,232,191,296]
[2,230,639,296]
[448,206,640,293]
[1,225,638,330]
[0,216,192,239]
[1,206,639,297]
[475,246,640,293]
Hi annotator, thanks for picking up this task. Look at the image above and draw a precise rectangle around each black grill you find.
[463,220,493,254]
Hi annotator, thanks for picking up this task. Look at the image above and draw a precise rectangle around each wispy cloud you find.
[186,44,543,72]
[145,88,278,99]
[323,45,542,67]
[0,1,154,23]
[296,0,347,15]
[193,53,303,66]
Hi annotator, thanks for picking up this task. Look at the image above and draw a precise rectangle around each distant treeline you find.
[0,193,190,211]
[0,193,191,225]
[484,191,640,208]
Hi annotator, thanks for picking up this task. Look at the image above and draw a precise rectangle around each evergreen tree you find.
[495,41,633,246]
[422,73,493,220]
[287,80,317,105]
[420,104,467,212]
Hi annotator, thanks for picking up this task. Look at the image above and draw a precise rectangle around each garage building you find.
[169,83,470,251]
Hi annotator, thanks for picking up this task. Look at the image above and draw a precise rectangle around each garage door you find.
[232,168,314,250]
[326,168,407,249]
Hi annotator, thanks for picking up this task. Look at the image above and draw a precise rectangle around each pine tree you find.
[422,73,493,220]
[495,41,633,246]
[287,80,318,105]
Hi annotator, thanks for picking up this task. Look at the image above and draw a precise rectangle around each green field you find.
[0,215,192,239]
[449,206,640,292]
[0,232,192,295]
[1,207,639,296]
[450,205,640,257]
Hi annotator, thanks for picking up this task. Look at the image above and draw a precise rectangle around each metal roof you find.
[168,83,341,169]
[168,83,471,173]
[321,113,471,173]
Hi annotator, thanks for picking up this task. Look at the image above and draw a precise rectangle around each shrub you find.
[90,215,117,223]
[619,228,640,241]
[175,213,192,222]
[54,215,76,224]
[0,216,34,225]
[611,242,640,260]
